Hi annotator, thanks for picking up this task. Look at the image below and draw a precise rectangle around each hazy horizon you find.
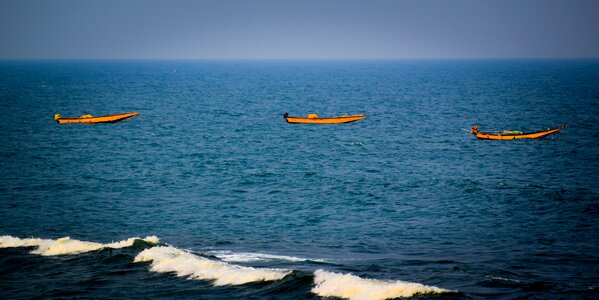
[2,58,599,62]
[1,0,598,60]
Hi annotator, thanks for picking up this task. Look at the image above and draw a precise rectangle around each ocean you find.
[0,60,597,299]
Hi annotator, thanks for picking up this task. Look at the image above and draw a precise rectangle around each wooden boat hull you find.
[285,114,365,124]
[56,112,140,124]
[475,125,566,140]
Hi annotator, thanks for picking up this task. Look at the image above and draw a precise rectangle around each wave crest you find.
[208,250,324,263]
[0,235,159,256]
[312,269,453,300]
[134,246,291,286]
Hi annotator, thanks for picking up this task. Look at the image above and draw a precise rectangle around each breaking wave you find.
[1,235,457,297]
[134,246,291,286]
[312,269,453,300]
[0,235,159,256]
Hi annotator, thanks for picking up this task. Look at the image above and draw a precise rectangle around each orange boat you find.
[54,112,140,124]
[470,124,566,140]
[284,113,365,124]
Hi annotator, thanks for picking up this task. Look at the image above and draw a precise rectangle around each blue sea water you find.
[0,60,598,299]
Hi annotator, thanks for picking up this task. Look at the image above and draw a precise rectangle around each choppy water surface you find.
[0,60,598,299]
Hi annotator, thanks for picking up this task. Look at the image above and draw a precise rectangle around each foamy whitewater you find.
[0,235,159,256]
[134,246,292,286]
[208,250,321,263]
[1,234,453,299]
[312,269,452,300]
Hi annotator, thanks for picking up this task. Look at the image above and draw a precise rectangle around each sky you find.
[0,0,598,59]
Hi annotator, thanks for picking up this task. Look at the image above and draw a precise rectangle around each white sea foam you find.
[312,269,453,300]
[208,250,323,263]
[0,235,159,256]
[134,246,291,286]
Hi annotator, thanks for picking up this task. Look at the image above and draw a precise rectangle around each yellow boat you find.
[470,124,566,140]
[54,112,140,124]
[284,113,365,124]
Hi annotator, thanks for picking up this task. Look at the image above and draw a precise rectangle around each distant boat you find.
[284,113,365,124]
[470,124,566,140]
[54,112,140,124]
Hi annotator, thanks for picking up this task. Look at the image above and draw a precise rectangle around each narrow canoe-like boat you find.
[54,112,140,124]
[471,124,566,140]
[284,113,365,124]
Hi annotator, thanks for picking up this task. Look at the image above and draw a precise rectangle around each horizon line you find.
[1,57,599,62]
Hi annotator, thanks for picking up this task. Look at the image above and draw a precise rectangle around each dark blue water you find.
[0,60,598,299]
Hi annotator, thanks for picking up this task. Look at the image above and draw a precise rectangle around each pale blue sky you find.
[1,0,598,59]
